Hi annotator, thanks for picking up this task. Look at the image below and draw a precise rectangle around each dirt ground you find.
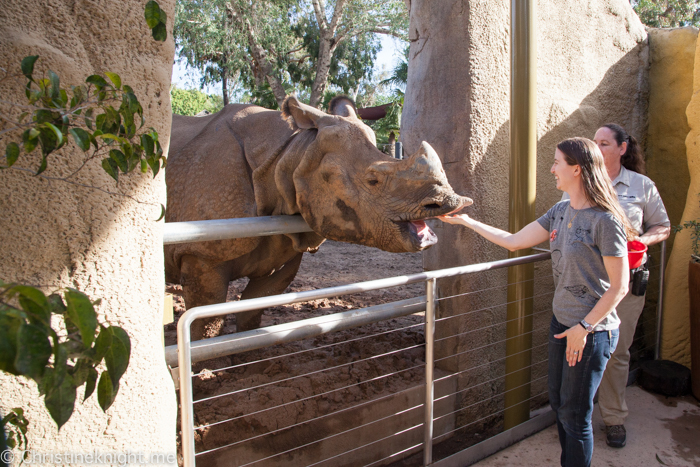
[165,240,430,466]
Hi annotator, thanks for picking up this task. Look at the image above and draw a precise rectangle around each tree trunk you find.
[222,74,229,106]
[388,131,396,158]
[309,38,335,107]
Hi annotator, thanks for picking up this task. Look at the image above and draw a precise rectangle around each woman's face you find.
[594,127,626,166]
[550,149,579,192]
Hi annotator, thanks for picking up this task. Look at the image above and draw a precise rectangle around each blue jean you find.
[548,316,619,467]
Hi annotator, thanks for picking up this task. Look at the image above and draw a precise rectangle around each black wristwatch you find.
[579,319,594,333]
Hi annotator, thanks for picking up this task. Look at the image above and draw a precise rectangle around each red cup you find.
[627,240,647,269]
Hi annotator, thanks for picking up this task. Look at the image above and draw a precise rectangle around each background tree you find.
[173,0,408,109]
[170,86,224,115]
[632,0,700,27]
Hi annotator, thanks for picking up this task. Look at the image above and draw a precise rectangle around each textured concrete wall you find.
[402,0,647,427]
[661,32,700,367]
[646,27,698,259]
[0,0,177,461]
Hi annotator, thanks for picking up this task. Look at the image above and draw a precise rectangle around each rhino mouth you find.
[404,220,438,249]
[394,196,472,250]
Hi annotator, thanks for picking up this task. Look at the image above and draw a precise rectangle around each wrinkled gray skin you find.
[165,96,472,339]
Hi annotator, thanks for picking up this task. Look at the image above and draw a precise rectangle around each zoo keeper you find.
[439,137,635,467]
[576,124,670,448]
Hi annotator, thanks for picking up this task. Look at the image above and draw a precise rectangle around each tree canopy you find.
[173,0,408,108]
[632,0,700,28]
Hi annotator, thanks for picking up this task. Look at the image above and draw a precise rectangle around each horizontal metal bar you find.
[177,252,552,324]
[165,296,426,367]
[163,215,313,245]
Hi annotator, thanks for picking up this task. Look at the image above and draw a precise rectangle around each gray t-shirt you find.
[537,201,627,331]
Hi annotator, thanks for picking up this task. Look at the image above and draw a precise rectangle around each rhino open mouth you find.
[407,220,437,249]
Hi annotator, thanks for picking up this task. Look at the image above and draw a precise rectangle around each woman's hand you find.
[438,213,470,225]
[554,325,588,367]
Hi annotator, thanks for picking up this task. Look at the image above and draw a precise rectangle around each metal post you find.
[424,278,436,466]
[395,141,403,160]
[655,240,667,360]
[505,0,537,430]
[178,313,196,467]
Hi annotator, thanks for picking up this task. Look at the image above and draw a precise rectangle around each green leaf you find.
[85,74,108,88]
[14,323,52,380]
[13,285,50,325]
[141,134,154,156]
[104,71,122,90]
[64,289,98,348]
[43,122,64,148]
[5,142,20,167]
[103,326,131,386]
[97,371,117,411]
[109,149,128,173]
[101,158,119,182]
[140,158,148,173]
[22,128,39,153]
[155,204,166,222]
[0,314,21,374]
[48,70,60,99]
[152,22,167,42]
[147,155,160,177]
[83,367,98,401]
[21,55,39,80]
[34,109,55,124]
[36,154,48,175]
[69,128,91,151]
[44,373,76,430]
[144,0,163,28]
[37,124,59,158]
[93,325,112,362]
[84,108,94,130]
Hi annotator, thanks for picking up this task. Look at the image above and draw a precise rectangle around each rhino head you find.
[268,96,473,253]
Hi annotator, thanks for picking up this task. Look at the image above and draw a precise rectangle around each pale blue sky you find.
[170,34,406,95]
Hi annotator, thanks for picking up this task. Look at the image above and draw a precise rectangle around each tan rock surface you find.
[662,32,700,367]
[0,0,177,460]
[646,27,698,257]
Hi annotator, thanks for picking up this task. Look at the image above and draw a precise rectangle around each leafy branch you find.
[0,56,167,218]
[0,282,131,431]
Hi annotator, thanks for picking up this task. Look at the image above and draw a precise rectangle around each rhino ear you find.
[282,96,328,130]
[328,95,358,118]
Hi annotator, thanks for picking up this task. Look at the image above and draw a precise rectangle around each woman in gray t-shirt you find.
[439,138,635,467]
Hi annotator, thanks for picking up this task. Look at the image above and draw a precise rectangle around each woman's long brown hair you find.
[557,137,636,241]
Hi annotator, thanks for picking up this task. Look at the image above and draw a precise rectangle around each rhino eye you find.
[368,179,379,186]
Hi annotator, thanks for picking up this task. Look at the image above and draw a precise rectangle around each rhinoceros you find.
[165,96,472,339]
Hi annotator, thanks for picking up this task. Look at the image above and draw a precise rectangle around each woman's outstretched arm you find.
[439,214,549,252]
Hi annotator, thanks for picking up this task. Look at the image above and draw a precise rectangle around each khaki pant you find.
[598,289,646,426]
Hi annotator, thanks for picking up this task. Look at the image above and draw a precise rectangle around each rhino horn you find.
[405,141,447,182]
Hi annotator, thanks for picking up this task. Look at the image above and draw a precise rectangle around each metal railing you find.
[174,251,551,467]
[164,217,667,467]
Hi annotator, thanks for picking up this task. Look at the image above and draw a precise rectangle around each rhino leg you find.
[180,254,232,340]
[238,253,304,332]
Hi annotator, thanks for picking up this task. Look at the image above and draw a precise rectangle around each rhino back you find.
[164,104,301,280]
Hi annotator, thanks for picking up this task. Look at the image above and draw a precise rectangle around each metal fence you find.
[163,217,666,467]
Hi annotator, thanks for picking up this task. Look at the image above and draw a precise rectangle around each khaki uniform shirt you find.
[562,165,670,235]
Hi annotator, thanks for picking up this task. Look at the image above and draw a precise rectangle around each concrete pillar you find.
[0,0,177,460]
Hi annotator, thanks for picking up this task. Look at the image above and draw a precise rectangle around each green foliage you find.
[1,56,166,187]
[2,408,29,460]
[633,0,700,28]
[174,0,408,107]
[144,0,168,42]
[0,282,131,430]
[170,86,224,116]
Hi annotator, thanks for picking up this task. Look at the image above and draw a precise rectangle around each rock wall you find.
[0,0,177,461]
[661,32,700,367]
[402,0,648,426]
[646,27,698,259]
